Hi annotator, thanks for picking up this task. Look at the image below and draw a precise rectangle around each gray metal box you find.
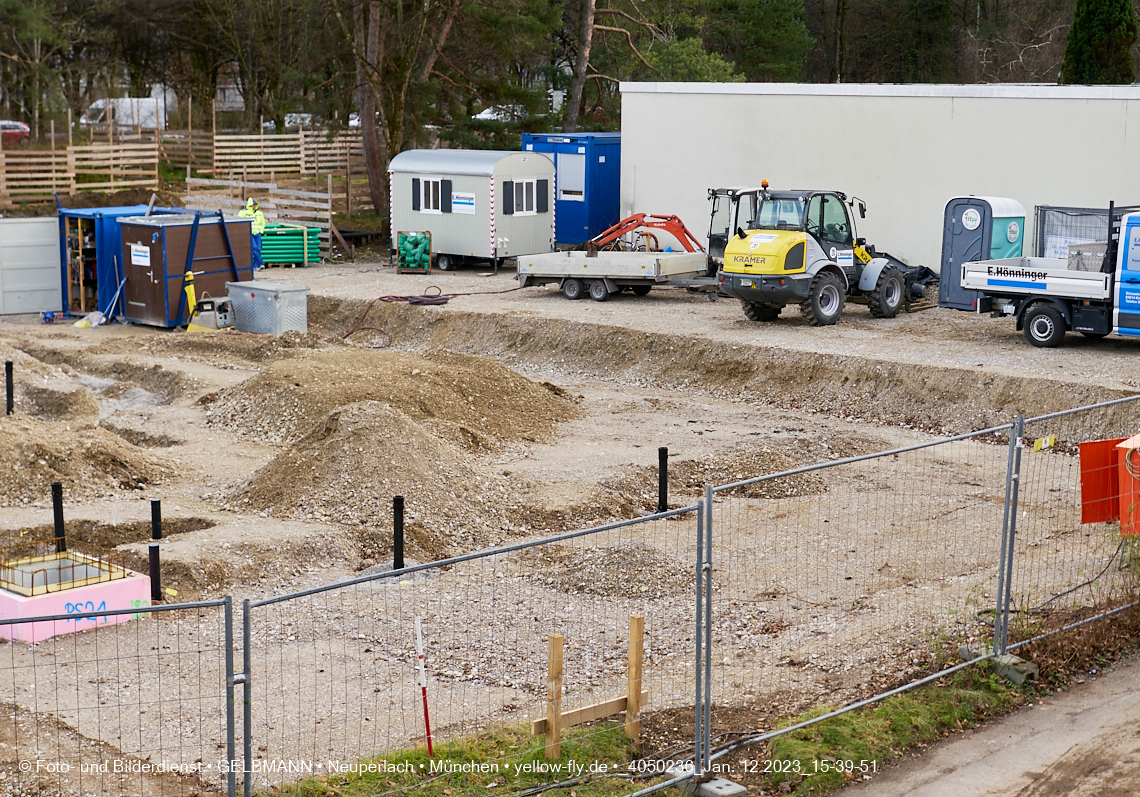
[225,280,309,334]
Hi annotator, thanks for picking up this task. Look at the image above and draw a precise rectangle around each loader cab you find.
[707,187,761,267]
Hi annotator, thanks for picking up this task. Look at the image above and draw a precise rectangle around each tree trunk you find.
[358,1,385,217]
[563,0,596,133]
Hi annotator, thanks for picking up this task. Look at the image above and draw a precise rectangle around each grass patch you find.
[261,722,641,797]
[759,666,1024,795]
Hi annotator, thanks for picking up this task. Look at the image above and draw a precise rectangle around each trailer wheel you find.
[631,285,652,296]
[436,254,455,271]
[1024,304,1066,347]
[800,272,845,326]
[867,266,904,318]
[562,278,585,300]
[589,280,610,302]
[742,301,780,322]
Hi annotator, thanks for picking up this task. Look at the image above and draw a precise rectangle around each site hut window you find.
[503,179,548,216]
[411,177,452,214]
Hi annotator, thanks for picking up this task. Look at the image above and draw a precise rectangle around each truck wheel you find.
[800,272,845,326]
[562,278,584,300]
[631,285,652,296]
[1023,304,1066,347]
[867,266,904,318]
[436,254,455,271]
[589,280,610,302]
[742,301,780,322]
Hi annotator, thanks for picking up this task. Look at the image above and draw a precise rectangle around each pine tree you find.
[1060,0,1138,84]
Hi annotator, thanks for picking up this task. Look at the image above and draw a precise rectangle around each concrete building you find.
[619,83,1140,272]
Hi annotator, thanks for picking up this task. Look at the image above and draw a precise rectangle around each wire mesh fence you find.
[0,600,232,796]
[703,425,1015,723]
[242,507,700,793]
[1004,398,1140,648]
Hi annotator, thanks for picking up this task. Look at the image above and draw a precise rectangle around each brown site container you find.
[117,213,254,327]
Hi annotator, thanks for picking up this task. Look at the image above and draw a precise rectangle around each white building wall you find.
[620,83,1140,272]
[0,218,61,315]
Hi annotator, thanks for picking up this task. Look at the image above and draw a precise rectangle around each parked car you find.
[0,121,30,147]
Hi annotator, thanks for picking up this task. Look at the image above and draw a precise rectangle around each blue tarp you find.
[57,205,180,315]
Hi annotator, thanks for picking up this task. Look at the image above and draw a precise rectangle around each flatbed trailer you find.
[517,250,709,301]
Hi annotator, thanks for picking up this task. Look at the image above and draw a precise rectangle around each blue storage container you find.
[522,132,620,245]
[58,205,180,316]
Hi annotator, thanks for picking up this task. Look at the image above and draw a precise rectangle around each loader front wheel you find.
[867,266,904,318]
[742,301,781,322]
[800,272,845,326]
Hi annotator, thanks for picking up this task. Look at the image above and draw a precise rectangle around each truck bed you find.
[517,251,706,287]
[960,257,1112,301]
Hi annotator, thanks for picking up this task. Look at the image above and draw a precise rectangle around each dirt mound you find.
[227,401,515,556]
[205,348,580,448]
[3,517,214,549]
[107,328,340,364]
[0,416,165,506]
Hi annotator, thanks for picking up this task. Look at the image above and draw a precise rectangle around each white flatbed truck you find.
[516,250,711,301]
[961,210,1140,346]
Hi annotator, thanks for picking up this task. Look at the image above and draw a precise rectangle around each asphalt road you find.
[838,655,1140,797]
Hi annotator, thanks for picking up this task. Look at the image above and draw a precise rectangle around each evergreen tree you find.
[1060,0,1138,84]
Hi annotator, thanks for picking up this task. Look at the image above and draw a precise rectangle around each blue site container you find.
[58,205,179,316]
[522,132,620,245]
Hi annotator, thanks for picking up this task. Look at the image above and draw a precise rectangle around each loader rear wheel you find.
[562,278,585,300]
[867,266,904,318]
[589,280,610,302]
[800,272,845,326]
[1024,304,1065,347]
[741,301,781,322]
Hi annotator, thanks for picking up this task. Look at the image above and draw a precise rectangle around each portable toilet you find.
[388,149,556,270]
[522,133,621,245]
[939,196,1026,311]
[58,205,180,317]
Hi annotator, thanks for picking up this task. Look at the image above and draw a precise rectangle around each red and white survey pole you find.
[415,616,434,757]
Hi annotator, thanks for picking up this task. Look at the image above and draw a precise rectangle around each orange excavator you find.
[587,213,706,254]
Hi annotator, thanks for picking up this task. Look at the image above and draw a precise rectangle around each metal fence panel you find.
[0,601,231,796]
[707,427,1013,717]
[245,510,699,791]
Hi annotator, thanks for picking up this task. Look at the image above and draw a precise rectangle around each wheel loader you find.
[712,182,917,326]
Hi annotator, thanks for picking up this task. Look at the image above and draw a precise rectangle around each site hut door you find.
[1114,213,1140,337]
[120,225,167,326]
[939,197,992,311]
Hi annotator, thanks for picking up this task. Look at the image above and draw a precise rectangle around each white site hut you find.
[388,149,556,270]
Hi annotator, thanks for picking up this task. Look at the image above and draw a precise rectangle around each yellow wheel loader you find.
[712,182,914,326]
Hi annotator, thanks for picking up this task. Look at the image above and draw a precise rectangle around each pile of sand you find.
[205,348,580,448]
[0,415,165,506]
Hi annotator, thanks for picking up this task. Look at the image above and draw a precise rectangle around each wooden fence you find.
[182,176,343,257]
[0,142,159,207]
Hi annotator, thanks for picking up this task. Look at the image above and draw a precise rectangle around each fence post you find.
[545,633,564,759]
[52,481,66,553]
[993,415,1024,656]
[224,596,236,797]
[626,614,644,744]
[393,495,404,569]
[694,499,704,776]
[702,485,713,773]
[243,598,253,797]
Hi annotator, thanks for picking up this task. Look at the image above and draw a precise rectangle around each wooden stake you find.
[50,120,55,150]
[546,634,564,759]
[67,107,72,147]
[346,152,353,218]
[626,615,644,744]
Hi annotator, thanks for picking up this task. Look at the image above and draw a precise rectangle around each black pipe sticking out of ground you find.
[150,499,162,603]
[393,495,405,570]
[658,447,669,513]
[5,360,12,415]
[51,482,66,553]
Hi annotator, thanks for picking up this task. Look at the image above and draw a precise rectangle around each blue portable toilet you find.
[522,132,620,245]
[58,205,179,317]
[938,196,1026,311]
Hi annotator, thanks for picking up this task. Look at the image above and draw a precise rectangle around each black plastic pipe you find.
[5,361,12,415]
[151,498,162,540]
[393,496,405,570]
[51,482,66,553]
[658,447,669,513]
[149,543,161,603]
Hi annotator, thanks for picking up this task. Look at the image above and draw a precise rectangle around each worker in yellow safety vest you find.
[239,197,266,269]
